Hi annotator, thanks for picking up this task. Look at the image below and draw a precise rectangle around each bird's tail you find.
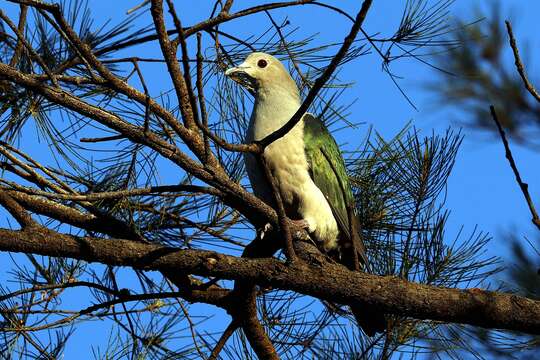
[351,305,386,337]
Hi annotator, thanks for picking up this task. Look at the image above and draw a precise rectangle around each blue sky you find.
[1,0,540,358]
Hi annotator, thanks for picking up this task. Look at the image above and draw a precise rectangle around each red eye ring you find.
[257,59,268,68]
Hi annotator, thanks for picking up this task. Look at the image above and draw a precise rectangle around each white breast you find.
[245,95,339,250]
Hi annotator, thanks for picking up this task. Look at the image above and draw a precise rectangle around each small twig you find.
[106,267,139,354]
[131,59,152,133]
[191,44,260,155]
[259,156,297,262]
[196,32,211,161]
[126,0,150,14]
[3,184,219,201]
[80,134,127,143]
[8,5,28,67]
[505,21,540,103]
[194,124,258,153]
[208,320,238,360]
[31,73,106,85]
[209,29,256,51]
[178,301,207,359]
[101,56,215,64]
[221,0,234,14]
[265,11,310,86]
[310,2,391,64]
[79,291,184,315]
[0,281,121,302]
[165,0,200,127]
[490,106,540,231]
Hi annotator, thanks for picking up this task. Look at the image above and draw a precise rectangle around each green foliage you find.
[429,3,540,146]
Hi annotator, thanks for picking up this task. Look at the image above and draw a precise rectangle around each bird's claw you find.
[258,222,272,240]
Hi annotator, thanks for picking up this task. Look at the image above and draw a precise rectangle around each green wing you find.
[303,114,368,267]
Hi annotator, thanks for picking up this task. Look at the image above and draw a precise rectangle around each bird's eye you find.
[257,59,268,68]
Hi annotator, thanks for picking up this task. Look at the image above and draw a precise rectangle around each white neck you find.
[248,85,301,141]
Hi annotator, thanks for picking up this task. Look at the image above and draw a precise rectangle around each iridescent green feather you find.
[303,114,368,265]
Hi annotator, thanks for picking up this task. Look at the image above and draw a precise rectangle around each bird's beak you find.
[225,64,256,94]
[225,65,251,80]
[224,66,246,77]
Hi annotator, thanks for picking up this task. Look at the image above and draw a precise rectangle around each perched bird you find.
[225,52,385,336]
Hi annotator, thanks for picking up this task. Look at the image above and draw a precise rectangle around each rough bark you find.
[0,227,539,335]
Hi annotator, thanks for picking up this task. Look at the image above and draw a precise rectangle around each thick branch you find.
[236,288,279,360]
[0,191,34,227]
[1,228,539,335]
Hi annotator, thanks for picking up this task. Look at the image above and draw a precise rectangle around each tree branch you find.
[8,4,28,67]
[208,320,238,360]
[259,155,296,262]
[150,0,197,130]
[0,191,34,228]
[505,20,540,103]
[489,106,540,231]
[0,227,539,334]
[236,287,279,360]
[3,184,220,201]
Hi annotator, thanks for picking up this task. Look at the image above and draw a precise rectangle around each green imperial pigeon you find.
[225,52,385,336]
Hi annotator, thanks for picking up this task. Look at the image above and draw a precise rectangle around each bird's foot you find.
[288,219,313,242]
[258,222,273,240]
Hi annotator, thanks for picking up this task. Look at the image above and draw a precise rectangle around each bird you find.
[225,52,386,336]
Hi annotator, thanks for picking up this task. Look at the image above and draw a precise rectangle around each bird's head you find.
[225,52,299,99]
